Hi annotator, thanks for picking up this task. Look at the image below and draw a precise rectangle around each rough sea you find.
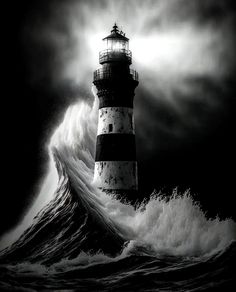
[0,97,235,291]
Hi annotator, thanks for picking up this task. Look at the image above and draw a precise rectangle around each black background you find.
[1,0,236,238]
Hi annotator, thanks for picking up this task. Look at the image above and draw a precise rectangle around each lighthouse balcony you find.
[99,49,132,64]
[94,68,139,82]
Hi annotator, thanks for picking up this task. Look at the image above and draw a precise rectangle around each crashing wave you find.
[0,150,126,265]
[0,97,235,266]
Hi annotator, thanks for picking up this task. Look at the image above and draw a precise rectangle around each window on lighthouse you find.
[109,124,113,132]
[107,39,128,51]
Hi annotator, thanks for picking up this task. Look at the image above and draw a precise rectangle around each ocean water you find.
[0,98,235,291]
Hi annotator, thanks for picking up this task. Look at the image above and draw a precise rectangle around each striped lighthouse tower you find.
[93,24,139,200]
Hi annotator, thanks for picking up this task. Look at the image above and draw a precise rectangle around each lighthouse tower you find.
[93,24,139,200]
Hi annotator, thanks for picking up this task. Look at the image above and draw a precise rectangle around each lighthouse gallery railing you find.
[94,68,139,82]
[99,49,132,64]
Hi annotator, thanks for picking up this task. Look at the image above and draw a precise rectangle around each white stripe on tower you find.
[97,107,134,135]
[94,161,138,190]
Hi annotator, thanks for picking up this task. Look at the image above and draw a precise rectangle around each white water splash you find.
[120,192,236,257]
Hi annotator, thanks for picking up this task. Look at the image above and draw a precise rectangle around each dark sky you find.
[1,0,236,237]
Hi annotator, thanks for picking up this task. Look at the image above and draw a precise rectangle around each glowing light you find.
[130,27,221,78]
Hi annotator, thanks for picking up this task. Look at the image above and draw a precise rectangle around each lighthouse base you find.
[100,189,139,204]
[94,161,138,190]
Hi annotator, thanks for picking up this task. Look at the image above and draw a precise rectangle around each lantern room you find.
[103,23,129,51]
[99,24,132,64]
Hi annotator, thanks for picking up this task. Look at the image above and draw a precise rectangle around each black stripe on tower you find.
[95,134,136,161]
[94,79,138,109]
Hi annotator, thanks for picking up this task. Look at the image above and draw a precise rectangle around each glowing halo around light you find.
[35,0,233,102]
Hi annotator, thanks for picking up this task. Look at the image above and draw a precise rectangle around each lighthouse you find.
[93,24,139,200]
